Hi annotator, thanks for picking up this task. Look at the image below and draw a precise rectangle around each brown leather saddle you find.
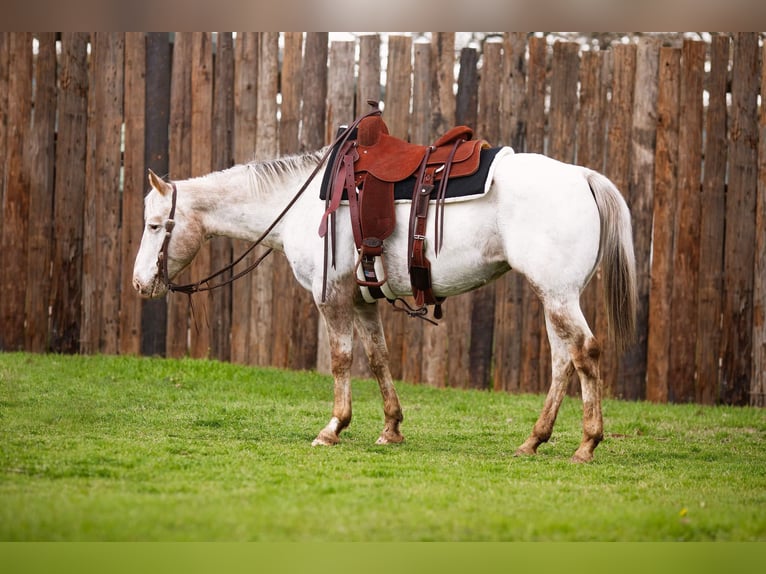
[319,102,488,318]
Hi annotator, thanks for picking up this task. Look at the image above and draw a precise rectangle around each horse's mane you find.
[244,149,326,195]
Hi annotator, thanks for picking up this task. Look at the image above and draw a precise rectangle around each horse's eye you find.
[148,223,162,232]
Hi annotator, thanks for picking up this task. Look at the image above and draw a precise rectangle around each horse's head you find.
[132,170,205,298]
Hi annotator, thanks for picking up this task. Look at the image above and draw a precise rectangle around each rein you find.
[157,104,385,296]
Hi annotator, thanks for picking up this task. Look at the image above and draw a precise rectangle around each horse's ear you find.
[147,169,172,196]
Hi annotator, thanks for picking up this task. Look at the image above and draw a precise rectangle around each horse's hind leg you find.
[516,298,603,462]
[353,299,404,444]
[515,304,575,458]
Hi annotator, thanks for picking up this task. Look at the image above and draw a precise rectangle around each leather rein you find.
[156,106,384,297]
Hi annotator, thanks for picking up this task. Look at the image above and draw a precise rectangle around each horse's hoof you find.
[513,446,536,457]
[570,450,594,463]
[312,429,340,446]
[375,432,404,445]
[513,438,539,457]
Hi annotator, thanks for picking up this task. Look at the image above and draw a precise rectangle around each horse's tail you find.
[586,170,637,352]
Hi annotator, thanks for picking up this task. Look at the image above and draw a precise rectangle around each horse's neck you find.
[184,160,319,249]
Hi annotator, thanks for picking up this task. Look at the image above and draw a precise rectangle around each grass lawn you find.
[1,352,764,541]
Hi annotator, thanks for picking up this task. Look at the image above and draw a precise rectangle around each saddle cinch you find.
[319,102,489,319]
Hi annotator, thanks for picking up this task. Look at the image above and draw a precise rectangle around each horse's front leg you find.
[312,287,355,446]
[353,298,404,444]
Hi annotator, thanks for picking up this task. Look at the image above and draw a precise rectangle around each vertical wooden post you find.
[250,32,279,367]
[721,33,759,405]
[166,33,193,358]
[752,40,766,408]
[493,32,527,393]
[0,33,32,351]
[545,40,580,393]
[646,47,681,403]
[281,33,319,372]
[431,33,455,139]
[406,39,433,385]
[299,32,329,371]
[81,33,124,355]
[301,32,328,149]
[695,34,729,403]
[141,32,171,357]
[50,33,89,354]
[443,46,479,389]
[519,36,547,393]
[0,33,7,243]
[548,41,579,164]
[326,40,355,143]
[357,34,382,113]
[231,32,258,364]
[188,32,214,359]
[25,33,57,352]
[576,49,607,392]
[209,32,235,363]
[379,34,412,382]
[325,38,368,378]
[621,37,659,400]
[668,40,705,402]
[120,32,147,356]
[468,40,504,390]
[603,43,636,398]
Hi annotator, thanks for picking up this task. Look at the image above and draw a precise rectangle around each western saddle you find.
[319,101,488,319]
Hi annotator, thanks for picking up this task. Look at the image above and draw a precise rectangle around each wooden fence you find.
[0,32,764,407]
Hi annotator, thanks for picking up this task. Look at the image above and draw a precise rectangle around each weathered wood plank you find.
[0,33,32,351]
[443,47,480,389]
[603,43,636,398]
[413,39,443,387]
[230,32,258,364]
[188,32,214,359]
[166,32,193,358]
[25,33,57,352]
[548,41,579,164]
[752,41,766,408]
[468,40,503,390]
[620,37,659,400]
[50,33,89,354]
[209,32,235,362]
[575,49,607,396]
[300,32,328,149]
[668,40,705,403]
[721,32,759,405]
[80,33,124,354]
[0,33,7,246]
[431,33,455,139]
[300,32,329,372]
[695,34,729,404]
[646,47,681,403]
[120,32,147,356]
[281,33,319,372]
[493,32,527,393]
[250,32,279,367]
[357,34,381,113]
[519,36,547,393]
[379,34,413,382]
[140,32,171,357]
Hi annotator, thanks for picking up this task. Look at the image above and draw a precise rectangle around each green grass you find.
[1,352,764,541]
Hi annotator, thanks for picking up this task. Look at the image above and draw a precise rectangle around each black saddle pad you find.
[319,136,504,202]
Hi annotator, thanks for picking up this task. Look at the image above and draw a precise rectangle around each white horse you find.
[133,148,637,462]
